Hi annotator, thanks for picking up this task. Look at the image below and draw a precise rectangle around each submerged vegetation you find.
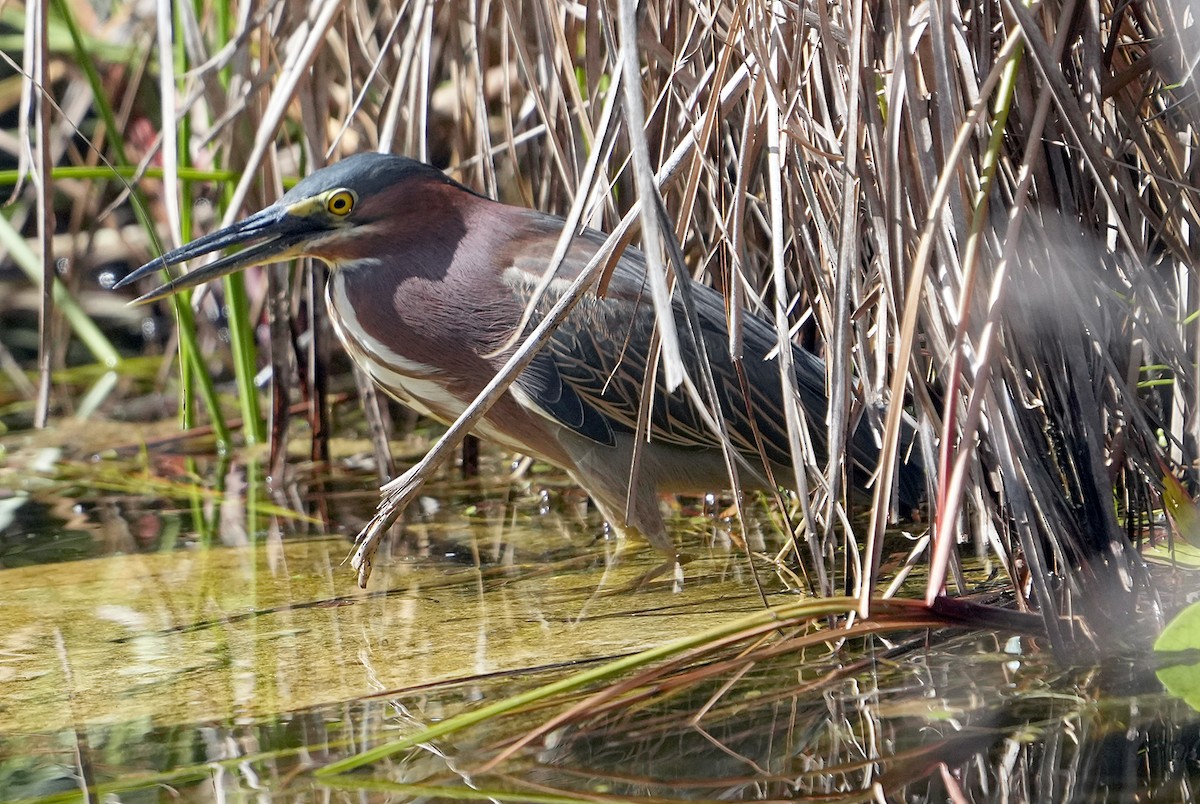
[3,0,1200,799]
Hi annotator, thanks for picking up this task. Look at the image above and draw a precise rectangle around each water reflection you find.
[8,624,1194,801]
[1,441,1198,801]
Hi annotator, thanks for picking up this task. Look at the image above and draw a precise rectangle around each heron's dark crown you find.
[280,152,468,206]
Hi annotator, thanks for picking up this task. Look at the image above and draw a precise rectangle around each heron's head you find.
[115,153,457,302]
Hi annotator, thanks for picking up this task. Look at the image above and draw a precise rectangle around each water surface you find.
[1,416,1197,802]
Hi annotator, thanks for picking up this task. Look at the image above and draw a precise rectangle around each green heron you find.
[116,152,923,553]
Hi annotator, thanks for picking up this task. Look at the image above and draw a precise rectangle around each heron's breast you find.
[325,269,577,467]
[326,270,466,422]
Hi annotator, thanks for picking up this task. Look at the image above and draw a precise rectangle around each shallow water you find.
[1,416,1198,802]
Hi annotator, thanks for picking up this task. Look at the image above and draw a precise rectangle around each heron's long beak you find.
[114,205,307,304]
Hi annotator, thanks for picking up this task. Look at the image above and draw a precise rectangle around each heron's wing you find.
[499,210,925,505]
[501,218,828,462]
[499,222,681,447]
[514,348,617,446]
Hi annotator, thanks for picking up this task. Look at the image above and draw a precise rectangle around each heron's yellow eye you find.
[326,189,356,216]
